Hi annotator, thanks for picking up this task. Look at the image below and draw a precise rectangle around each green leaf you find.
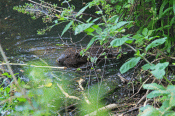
[145,37,167,52]
[142,63,153,70]
[120,57,141,74]
[86,38,96,51]
[160,7,173,18]
[76,4,89,17]
[107,15,119,23]
[92,17,100,23]
[170,16,175,25]
[149,36,160,41]
[138,105,161,116]
[75,23,94,35]
[143,83,165,90]
[147,90,169,98]
[151,62,169,79]
[111,21,128,30]
[110,38,128,47]
[142,28,148,36]
[147,30,154,36]
[173,0,175,15]
[170,94,175,106]
[95,11,102,14]
[2,72,12,78]
[166,85,175,106]
[61,21,73,36]
[85,25,99,33]
[135,50,140,56]
[159,100,170,112]
[151,69,165,79]
[166,85,175,93]
[159,0,168,18]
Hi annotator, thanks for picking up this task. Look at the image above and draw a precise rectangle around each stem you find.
[163,76,172,85]
[124,43,152,65]
[0,44,19,86]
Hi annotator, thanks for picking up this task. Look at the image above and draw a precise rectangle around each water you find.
[0,1,127,114]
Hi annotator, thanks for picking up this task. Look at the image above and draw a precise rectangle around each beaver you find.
[56,46,112,68]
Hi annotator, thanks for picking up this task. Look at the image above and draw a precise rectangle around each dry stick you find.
[136,78,156,106]
[77,78,91,104]
[84,104,119,116]
[0,63,67,69]
[28,0,63,13]
[0,44,35,110]
[57,83,81,100]
[129,77,150,99]
[119,106,142,116]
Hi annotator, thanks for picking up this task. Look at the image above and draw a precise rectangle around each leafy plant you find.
[138,83,175,116]
[11,0,175,115]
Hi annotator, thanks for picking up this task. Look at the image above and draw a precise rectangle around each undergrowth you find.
[0,0,175,115]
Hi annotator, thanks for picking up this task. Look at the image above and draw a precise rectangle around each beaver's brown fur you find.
[56,46,111,68]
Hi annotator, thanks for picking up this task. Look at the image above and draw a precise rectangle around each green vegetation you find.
[0,0,175,115]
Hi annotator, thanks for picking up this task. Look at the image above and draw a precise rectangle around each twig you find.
[117,74,129,83]
[129,77,150,99]
[85,104,119,116]
[77,78,91,104]
[124,43,152,65]
[28,0,63,13]
[57,83,81,100]
[136,78,156,106]
[0,63,67,69]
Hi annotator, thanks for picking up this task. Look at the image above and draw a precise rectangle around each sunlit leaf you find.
[95,11,102,14]
[145,37,167,52]
[120,57,141,74]
[45,83,52,87]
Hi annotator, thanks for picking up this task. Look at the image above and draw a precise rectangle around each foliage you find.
[0,61,111,115]
[138,83,175,116]
[6,0,175,115]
